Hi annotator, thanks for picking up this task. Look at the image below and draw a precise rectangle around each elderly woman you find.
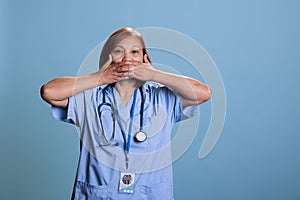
[41,27,211,200]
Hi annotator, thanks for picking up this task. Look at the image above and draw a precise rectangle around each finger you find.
[110,60,124,67]
[119,74,131,80]
[130,61,142,66]
[101,54,112,70]
[112,68,130,77]
[110,62,128,71]
[111,63,128,75]
[144,54,150,64]
[126,70,136,79]
[115,64,134,73]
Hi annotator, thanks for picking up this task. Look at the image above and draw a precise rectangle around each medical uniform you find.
[52,83,198,200]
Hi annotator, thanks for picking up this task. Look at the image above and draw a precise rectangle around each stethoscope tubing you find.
[98,85,145,146]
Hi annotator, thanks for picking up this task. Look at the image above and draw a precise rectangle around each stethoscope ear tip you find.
[114,143,119,146]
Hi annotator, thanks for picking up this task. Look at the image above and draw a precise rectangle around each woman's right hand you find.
[97,54,130,84]
[41,55,130,107]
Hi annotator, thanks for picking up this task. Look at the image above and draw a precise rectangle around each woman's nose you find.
[122,52,132,62]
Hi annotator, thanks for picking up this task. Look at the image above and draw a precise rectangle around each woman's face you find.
[111,36,144,64]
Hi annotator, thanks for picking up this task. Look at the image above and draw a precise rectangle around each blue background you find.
[1,0,299,199]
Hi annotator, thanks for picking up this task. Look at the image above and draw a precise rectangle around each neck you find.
[114,80,138,106]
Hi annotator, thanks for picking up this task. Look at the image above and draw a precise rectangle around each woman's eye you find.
[131,50,140,54]
[113,49,124,55]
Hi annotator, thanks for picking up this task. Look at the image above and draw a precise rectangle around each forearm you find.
[41,72,103,105]
[152,70,211,106]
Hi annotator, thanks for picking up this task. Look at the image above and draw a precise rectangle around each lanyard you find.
[113,88,138,169]
[124,89,137,165]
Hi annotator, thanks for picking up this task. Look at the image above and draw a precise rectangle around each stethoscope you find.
[97,85,147,148]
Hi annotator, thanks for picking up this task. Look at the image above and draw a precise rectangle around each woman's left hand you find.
[122,54,211,107]
[126,54,157,81]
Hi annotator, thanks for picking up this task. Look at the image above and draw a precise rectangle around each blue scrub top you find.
[52,83,198,200]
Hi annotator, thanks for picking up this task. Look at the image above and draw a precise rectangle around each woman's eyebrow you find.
[114,45,142,49]
[132,45,142,49]
[113,45,124,49]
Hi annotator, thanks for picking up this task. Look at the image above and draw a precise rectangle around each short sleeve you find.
[151,84,198,123]
[51,88,98,127]
[181,105,199,120]
[51,95,78,125]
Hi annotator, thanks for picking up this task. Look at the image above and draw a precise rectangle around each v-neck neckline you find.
[113,87,135,109]
[112,87,138,122]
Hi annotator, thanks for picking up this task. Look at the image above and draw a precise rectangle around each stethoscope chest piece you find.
[134,131,147,142]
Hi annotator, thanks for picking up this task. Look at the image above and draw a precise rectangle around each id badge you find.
[118,171,135,194]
